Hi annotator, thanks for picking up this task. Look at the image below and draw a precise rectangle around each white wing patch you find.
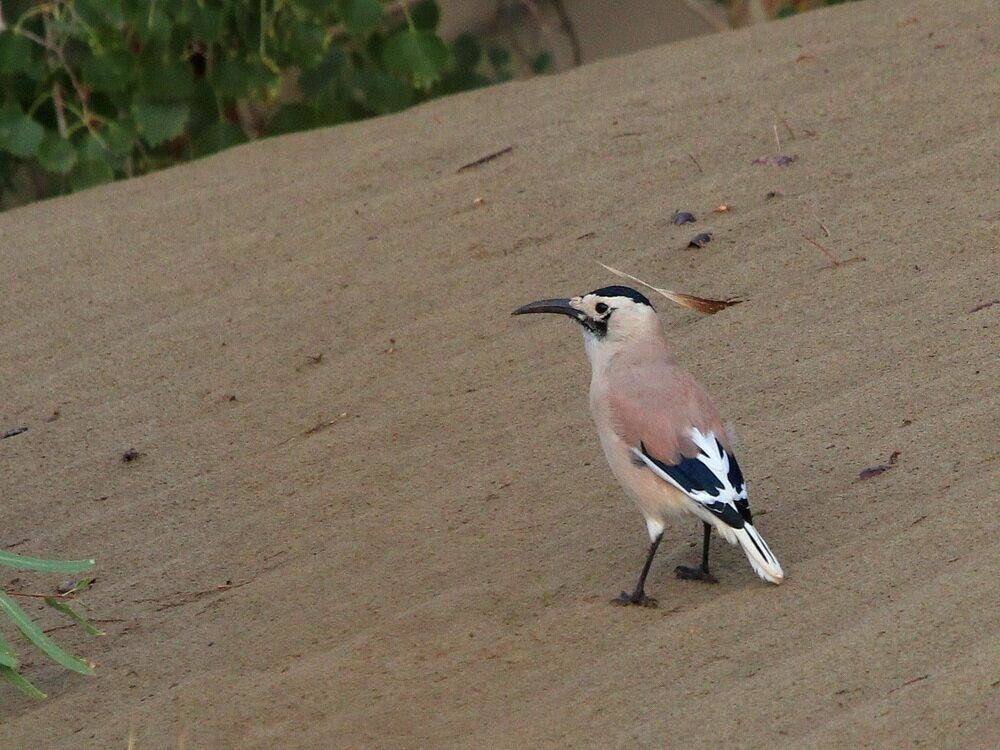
[632,427,750,529]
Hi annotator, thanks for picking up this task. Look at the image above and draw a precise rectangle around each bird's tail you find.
[726,523,784,584]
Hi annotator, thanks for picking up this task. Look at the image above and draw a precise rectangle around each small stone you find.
[688,233,713,249]
[670,211,696,225]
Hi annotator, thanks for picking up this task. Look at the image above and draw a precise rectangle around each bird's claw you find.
[674,565,718,584]
[611,590,658,608]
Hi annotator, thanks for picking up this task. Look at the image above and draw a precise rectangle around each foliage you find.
[0,0,514,207]
[0,549,99,699]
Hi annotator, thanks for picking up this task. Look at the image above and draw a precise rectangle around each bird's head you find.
[513,285,658,348]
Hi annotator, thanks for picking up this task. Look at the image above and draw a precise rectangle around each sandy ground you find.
[1,0,998,746]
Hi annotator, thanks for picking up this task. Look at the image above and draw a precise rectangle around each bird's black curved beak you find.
[511,298,577,318]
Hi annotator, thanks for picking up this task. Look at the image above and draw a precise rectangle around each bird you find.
[513,284,783,607]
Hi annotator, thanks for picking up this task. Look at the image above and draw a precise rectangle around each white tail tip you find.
[732,523,784,584]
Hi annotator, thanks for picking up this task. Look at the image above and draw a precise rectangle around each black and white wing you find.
[632,427,783,583]
[633,427,751,528]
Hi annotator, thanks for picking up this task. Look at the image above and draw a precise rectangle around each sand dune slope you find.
[1,0,998,746]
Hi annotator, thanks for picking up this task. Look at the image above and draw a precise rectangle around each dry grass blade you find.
[598,263,742,314]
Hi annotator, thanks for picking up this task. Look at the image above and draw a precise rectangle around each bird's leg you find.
[675,523,718,584]
[612,533,662,607]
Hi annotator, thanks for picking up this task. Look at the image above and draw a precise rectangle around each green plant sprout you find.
[0,549,99,699]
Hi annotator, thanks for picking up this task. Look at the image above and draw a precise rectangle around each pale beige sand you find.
[1,0,998,746]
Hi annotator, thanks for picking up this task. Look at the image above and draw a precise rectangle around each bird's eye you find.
[595,302,609,315]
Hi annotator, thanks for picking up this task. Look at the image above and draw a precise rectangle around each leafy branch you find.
[0,0,526,208]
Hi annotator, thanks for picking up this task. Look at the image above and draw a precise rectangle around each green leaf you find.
[44,598,105,636]
[69,158,115,191]
[336,0,384,36]
[0,665,46,699]
[0,32,35,75]
[267,104,318,136]
[36,133,79,175]
[211,57,250,100]
[279,18,329,67]
[452,34,481,71]
[382,29,450,90]
[410,0,440,31]
[190,4,225,41]
[79,124,133,170]
[98,121,134,157]
[191,120,246,157]
[188,79,219,133]
[81,51,135,94]
[138,58,193,103]
[0,592,94,675]
[0,631,19,669]
[132,101,189,147]
[353,70,412,114]
[488,45,511,71]
[75,0,125,27]
[299,47,347,99]
[0,112,44,158]
[531,52,552,74]
[0,551,95,574]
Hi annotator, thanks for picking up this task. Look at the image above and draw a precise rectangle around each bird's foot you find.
[674,565,718,584]
[611,590,658,608]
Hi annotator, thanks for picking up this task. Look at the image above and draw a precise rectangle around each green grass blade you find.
[0,631,19,668]
[44,598,105,636]
[0,664,47,699]
[0,664,46,699]
[0,592,94,675]
[0,550,95,573]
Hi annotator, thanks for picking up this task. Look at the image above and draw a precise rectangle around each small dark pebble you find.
[57,580,76,594]
[688,233,713,248]
[765,191,783,200]
[121,449,144,463]
[1,426,28,439]
[670,211,697,225]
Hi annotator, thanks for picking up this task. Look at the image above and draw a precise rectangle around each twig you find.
[456,145,514,173]
[550,0,582,66]
[687,153,704,173]
[135,578,253,611]
[273,412,349,449]
[775,112,795,141]
[803,235,841,265]
[818,220,830,237]
[52,80,68,137]
[888,674,929,693]
[43,618,125,635]
[518,0,560,64]
[773,122,782,152]
[4,589,77,600]
[17,17,95,133]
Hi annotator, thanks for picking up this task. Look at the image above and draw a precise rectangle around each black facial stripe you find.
[580,315,608,337]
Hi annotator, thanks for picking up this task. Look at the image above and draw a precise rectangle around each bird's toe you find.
[611,591,658,608]
[674,565,718,584]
